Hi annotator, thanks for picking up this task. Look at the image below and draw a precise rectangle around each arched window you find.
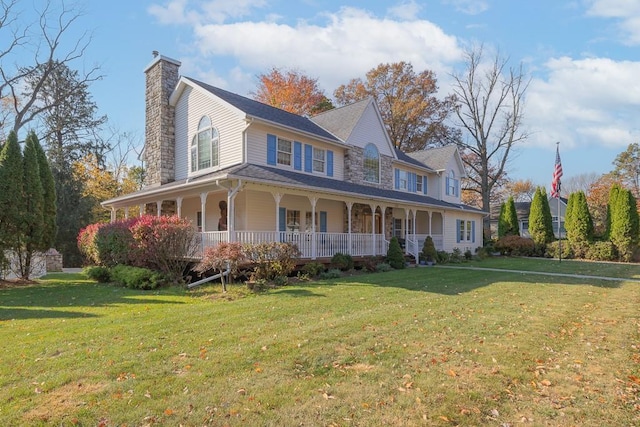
[363,143,380,183]
[190,116,219,172]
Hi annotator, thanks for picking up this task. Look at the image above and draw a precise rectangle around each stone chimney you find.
[143,53,181,187]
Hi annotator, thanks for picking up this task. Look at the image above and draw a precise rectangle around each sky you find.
[9,0,640,190]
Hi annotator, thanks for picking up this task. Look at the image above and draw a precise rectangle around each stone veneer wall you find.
[144,56,180,187]
[144,200,177,216]
[343,204,394,240]
[344,147,393,191]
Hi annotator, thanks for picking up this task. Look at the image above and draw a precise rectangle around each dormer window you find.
[363,143,380,183]
[191,116,219,172]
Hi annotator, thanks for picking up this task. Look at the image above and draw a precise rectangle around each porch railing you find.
[198,231,390,259]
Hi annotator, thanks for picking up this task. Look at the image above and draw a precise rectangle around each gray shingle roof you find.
[406,145,458,171]
[309,98,370,141]
[185,77,341,143]
[228,164,484,213]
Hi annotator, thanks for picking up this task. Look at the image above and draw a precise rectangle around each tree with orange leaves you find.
[252,68,333,116]
[586,173,621,237]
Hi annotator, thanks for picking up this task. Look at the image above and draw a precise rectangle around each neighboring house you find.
[489,196,567,239]
[102,55,486,261]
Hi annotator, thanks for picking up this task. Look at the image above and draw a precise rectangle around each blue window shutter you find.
[320,211,327,232]
[267,134,277,165]
[472,221,476,243]
[411,173,417,192]
[293,141,302,170]
[327,150,333,177]
[279,207,286,232]
[304,144,312,172]
[456,220,461,243]
[423,176,428,195]
[394,169,400,189]
[445,177,450,195]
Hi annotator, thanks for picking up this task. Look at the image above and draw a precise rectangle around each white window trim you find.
[277,138,292,167]
[313,147,325,173]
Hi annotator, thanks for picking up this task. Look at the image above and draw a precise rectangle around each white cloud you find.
[148,0,266,25]
[442,0,489,15]
[585,0,640,45]
[388,1,422,20]
[189,6,462,92]
[526,56,640,149]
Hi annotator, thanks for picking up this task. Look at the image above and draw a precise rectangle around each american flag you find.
[551,145,563,198]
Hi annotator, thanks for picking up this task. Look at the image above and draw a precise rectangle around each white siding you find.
[442,211,483,253]
[346,103,394,157]
[174,85,246,181]
[242,190,344,232]
[245,123,345,181]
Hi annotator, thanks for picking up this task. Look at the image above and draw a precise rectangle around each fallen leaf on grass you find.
[164,408,174,416]
[448,369,457,377]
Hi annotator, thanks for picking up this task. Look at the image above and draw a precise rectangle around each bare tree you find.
[450,45,530,235]
[0,0,101,138]
[562,172,601,196]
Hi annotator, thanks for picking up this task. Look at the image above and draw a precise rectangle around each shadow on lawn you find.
[0,276,185,320]
[322,266,622,296]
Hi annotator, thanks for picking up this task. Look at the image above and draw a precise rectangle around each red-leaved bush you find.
[195,242,245,292]
[78,215,198,284]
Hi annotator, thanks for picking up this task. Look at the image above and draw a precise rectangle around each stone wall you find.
[144,55,181,187]
[45,249,63,273]
[344,147,393,191]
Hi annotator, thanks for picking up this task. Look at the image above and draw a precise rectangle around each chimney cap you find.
[143,54,182,73]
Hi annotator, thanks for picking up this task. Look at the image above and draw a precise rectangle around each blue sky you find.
[11,0,640,189]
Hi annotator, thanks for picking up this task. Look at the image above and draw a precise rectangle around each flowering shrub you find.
[243,242,300,282]
[95,219,137,267]
[195,242,245,292]
[77,222,105,265]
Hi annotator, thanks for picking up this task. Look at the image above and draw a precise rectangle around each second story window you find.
[416,175,423,193]
[191,116,219,173]
[398,170,408,190]
[363,143,380,183]
[277,138,292,166]
[446,170,459,197]
[313,148,325,173]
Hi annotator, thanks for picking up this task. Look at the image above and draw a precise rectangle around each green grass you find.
[1,258,640,426]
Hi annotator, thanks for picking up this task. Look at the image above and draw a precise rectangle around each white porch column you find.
[369,204,376,256]
[346,201,353,255]
[156,201,162,217]
[381,206,386,244]
[139,204,145,217]
[428,211,433,236]
[412,210,417,235]
[110,207,116,223]
[227,182,243,242]
[405,209,410,246]
[200,192,208,231]
[176,196,183,218]
[308,196,318,259]
[124,207,129,219]
[273,193,283,233]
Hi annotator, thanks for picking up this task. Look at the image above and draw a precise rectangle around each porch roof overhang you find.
[102,163,488,215]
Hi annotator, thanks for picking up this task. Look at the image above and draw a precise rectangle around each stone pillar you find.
[143,53,181,187]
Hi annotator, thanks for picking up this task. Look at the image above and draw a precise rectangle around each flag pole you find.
[556,142,561,263]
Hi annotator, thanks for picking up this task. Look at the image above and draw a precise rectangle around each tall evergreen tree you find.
[0,131,24,256]
[504,196,520,236]
[610,187,639,262]
[564,192,576,236]
[497,202,507,238]
[566,191,594,257]
[529,187,554,249]
[32,133,57,250]
[16,132,45,279]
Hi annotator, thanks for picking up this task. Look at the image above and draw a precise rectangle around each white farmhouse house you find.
[101,55,486,261]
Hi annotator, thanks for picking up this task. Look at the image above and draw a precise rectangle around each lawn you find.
[1,258,640,426]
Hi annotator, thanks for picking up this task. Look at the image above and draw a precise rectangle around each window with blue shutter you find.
[423,176,428,194]
[320,211,327,232]
[267,134,277,165]
[472,221,476,243]
[394,169,400,189]
[279,207,286,232]
[410,173,417,192]
[456,220,461,243]
[326,151,333,177]
[304,144,313,172]
[293,141,302,170]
